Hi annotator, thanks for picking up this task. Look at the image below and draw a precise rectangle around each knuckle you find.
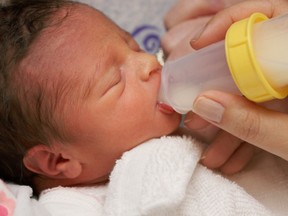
[236,110,264,144]
[163,14,173,30]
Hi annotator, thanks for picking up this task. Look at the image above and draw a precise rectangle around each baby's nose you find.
[137,53,161,81]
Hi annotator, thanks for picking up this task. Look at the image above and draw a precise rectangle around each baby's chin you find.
[162,115,182,136]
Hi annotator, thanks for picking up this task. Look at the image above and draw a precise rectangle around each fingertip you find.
[184,113,210,130]
[163,12,175,30]
[200,149,224,169]
[164,3,187,29]
[220,143,255,175]
[189,21,226,50]
[160,32,175,55]
[200,130,245,169]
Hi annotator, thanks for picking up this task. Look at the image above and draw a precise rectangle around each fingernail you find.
[193,96,224,123]
[190,24,207,44]
[183,118,194,130]
[183,118,193,124]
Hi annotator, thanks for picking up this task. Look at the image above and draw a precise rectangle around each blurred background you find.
[79,0,176,54]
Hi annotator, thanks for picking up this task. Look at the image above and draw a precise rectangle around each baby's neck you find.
[33,173,109,194]
[170,126,209,143]
[169,127,191,136]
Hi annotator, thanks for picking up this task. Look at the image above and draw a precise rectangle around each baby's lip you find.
[157,102,175,114]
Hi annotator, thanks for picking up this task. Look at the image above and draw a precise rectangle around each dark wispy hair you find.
[0,0,75,187]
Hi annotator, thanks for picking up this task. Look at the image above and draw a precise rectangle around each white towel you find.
[4,135,287,215]
[103,136,270,216]
[0,180,51,216]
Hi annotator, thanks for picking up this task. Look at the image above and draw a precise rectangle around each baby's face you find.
[25,4,181,182]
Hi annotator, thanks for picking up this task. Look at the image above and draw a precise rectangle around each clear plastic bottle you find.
[158,13,288,114]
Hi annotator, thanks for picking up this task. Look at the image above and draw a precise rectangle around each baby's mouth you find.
[156,48,174,114]
[157,102,175,114]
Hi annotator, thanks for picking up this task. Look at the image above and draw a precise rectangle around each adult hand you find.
[191,0,288,50]
[164,0,244,29]
[185,0,288,171]
[162,22,257,174]
[162,0,288,174]
[189,92,288,165]
[162,6,255,175]
[161,16,211,60]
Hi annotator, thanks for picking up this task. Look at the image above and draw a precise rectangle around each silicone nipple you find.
[155,48,166,66]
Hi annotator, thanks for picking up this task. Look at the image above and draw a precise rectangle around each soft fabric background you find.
[78,0,177,54]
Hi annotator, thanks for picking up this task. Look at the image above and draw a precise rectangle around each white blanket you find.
[0,180,50,216]
[103,136,270,215]
[3,135,288,215]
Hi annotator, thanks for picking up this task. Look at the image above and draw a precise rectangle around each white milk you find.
[253,14,288,88]
[158,41,241,114]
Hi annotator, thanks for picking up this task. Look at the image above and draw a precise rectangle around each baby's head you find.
[0,0,181,192]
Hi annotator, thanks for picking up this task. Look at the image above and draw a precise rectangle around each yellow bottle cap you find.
[225,13,287,102]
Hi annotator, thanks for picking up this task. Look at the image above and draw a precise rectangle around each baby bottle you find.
[158,13,288,114]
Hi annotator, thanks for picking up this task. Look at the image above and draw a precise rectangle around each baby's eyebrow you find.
[80,50,111,100]
[122,30,132,38]
[80,65,101,100]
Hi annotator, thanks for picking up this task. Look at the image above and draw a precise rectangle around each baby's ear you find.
[23,145,82,179]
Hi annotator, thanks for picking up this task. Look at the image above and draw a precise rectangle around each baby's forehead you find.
[20,3,122,94]
[21,3,126,86]
[62,4,118,31]
[30,4,115,54]
[40,3,122,47]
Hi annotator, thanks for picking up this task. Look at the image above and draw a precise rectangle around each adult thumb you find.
[192,90,288,160]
